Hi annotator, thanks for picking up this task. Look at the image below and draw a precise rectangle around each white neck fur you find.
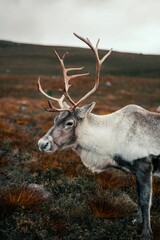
[72,113,117,172]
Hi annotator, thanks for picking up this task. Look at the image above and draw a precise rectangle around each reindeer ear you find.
[76,102,96,119]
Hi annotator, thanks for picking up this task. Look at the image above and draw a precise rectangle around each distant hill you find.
[0,40,160,78]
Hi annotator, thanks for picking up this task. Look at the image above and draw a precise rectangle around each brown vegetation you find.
[0,41,160,239]
[0,184,50,214]
[87,189,137,218]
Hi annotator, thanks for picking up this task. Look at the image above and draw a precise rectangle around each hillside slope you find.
[0,40,160,78]
[0,41,160,240]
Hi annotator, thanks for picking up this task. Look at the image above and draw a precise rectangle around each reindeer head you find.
[38,33,112,153]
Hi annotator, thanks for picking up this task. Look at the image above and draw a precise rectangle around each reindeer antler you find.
[38,33,112,112]
[38,77,66,112]
[53,50,89,107]
[73,33,112,106]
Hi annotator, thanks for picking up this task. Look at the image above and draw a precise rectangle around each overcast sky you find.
[0,0,160,54]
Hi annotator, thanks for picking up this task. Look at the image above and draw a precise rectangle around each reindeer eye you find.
[64,120,74,130]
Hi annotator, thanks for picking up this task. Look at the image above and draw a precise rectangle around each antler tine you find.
[38,77,66,111]
[73,33,112,106]
[54,49,89,107]
[74,33,112,64]
[45,100,71,112]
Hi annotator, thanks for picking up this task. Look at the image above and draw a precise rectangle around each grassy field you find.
[0,40,160,239]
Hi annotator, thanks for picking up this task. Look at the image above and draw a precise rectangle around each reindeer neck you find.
[75,112,115,151]
[72,112,117,172]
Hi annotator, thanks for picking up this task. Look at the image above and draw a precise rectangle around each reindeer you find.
[38,33,160,239]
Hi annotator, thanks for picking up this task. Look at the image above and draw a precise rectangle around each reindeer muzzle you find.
[38,136,55,153]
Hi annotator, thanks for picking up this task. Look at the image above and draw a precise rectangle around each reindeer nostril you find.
[38,139,49,151]
[43,142,49,149]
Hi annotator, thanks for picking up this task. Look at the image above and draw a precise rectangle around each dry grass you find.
[87,189,137,218]
[26,150,83,175]
[0,93,160,239]
[95,169,136,189]
[0,184,50,214]
[0,59,160,239]
[44,210,69,234]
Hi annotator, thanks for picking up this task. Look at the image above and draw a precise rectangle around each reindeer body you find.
[38,103,160,239]
[73,104,160,174]
[37,34,159,239]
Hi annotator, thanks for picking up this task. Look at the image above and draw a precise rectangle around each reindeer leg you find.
[135,160,153,239]
[133,179,143,224]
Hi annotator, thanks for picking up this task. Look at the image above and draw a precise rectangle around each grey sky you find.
[0,0,160,54]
